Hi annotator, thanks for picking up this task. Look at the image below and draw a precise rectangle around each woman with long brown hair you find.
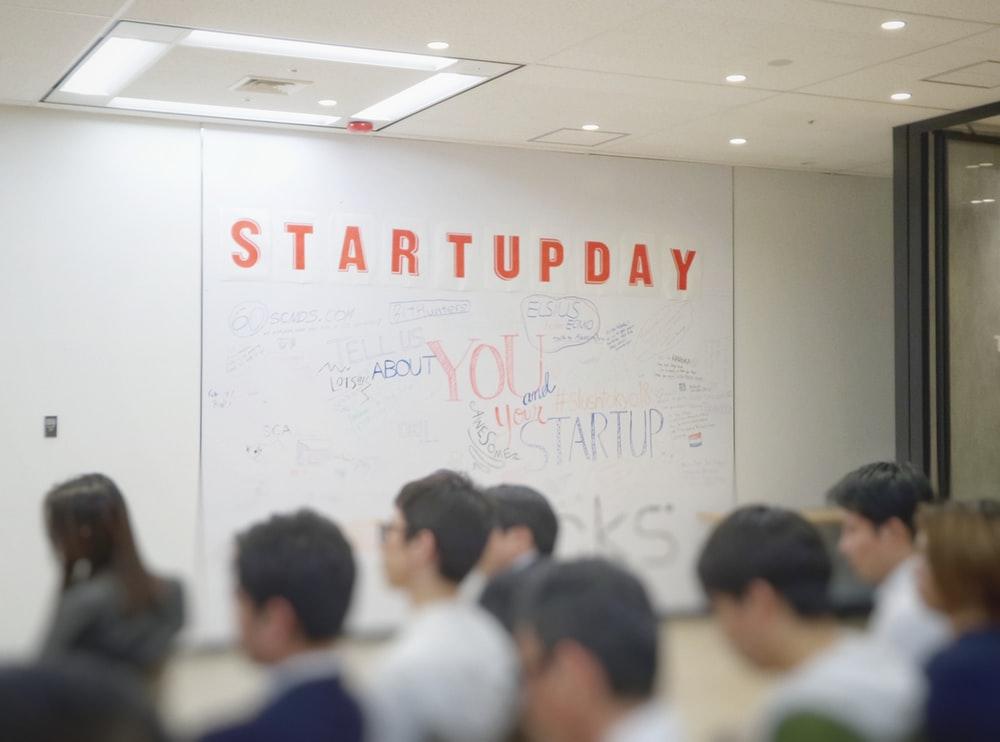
[917,499,1000,742]
[40,473,184,684]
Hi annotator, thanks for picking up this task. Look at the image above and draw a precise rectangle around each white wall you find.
[0,106,893,655]
[734,167,895,506]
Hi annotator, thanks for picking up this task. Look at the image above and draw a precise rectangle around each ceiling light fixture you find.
[427,41,450,50]
[582,123,600,131]
[59,37,169,96]
[352,72,486,121]
[979,162,994,167]
[180,30,457,71]
[881,20,907,30]
[890,92,912,101]
[729,137,747,145]
[318,99,338,107]
[726,74,747,83]
[108,97,341,126]
[984,198,997,203]
[971,199,983,204]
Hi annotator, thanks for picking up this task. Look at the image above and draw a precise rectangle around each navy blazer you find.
[199,675,363,742]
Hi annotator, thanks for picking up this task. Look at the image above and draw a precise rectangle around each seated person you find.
[515,558,683,742]
[697,505,924,742]
[199,509,363,742]
[0,658,167,742]
[477,483,559,631]
[828,462,950,663]
[918,500,1000,742]
[39,473,184,686]
[368,470,519,742]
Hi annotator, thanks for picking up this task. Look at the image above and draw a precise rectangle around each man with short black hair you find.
[697,505,924,742]
[828,461,950,663]
[369,470,518,742]
[477,483,559,631]
[200,509,362,742]
[515,558,681,742]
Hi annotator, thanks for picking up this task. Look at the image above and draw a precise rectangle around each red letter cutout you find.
[285,223,313,271]
[338,226,368,273]
[391,229,420,275]
[539,238,564,283]
[231,219,260,268]
[670,248,696,291]
[447,233,472,278]
[585,241,610,284]
[493,235,520,280]
[628,243,654,287]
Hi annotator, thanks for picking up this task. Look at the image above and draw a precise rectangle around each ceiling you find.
[2,0,1000,176]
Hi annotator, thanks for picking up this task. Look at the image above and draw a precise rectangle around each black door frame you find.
[894,99,1000,491]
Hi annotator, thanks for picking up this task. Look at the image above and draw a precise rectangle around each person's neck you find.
[948,608,993,634]
[575,696,647,742]
[266,637,336,666]
[769,617,842,671]
[877,545,915,585]
[407,572,458,607]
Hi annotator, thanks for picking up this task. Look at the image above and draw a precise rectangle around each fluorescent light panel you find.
[353,73,485,121]
[60,37,169,95]
[108,97,341,126]
[180,30,457,72]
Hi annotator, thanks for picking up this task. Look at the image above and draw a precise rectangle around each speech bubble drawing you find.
[521,294,601,352]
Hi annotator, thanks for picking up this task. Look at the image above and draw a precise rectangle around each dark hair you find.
[236,509,355,641]
[486,484,559,556]
[395,470,491,583]
[517,558,658,699]
[44,474,161,613]
[826,461,936,536]
[0,660,167,742]
[697,505,832,617]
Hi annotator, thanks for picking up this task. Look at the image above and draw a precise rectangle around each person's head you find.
[917,500,1000,631]
[235,509,355,664]
[44,473,156,611]
[381,470,491,592]
[478,484,559,577]
[0,660,167,742]
[515,559,658,742]
[697,505,832,670]
[827,461,936,584]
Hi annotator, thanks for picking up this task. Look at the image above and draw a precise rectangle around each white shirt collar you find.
[269,647,342,699]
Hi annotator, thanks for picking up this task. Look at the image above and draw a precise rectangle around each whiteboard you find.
[199,126,734,640]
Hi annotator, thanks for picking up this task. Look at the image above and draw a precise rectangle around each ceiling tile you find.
[541,0,989,90]
[124,0,666,64]
[815,0,1000,24]
[0,0,125,15]
[0,5,108,102]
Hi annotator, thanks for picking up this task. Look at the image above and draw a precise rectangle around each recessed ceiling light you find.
[318,99,338,107]
[890,92,912,101]
[979,162,994,167]
[180,30,457,72]
[971,199,983,204]
[984,198,997,203]
[726,73,747,83]
[966,164,980,169]
[59,37,169,96]
[352,72,486,121]
[881,20,907,30]
[427,41,450,50]
[108,97,341,127]
[582,123,600,131]
[729,137,747,145]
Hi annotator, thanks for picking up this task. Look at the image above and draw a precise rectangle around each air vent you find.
[230,76,313,96]
[530,128,628,147]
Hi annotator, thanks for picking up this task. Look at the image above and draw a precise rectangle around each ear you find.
[410,528,439,567]
[262,596,300,638]
[744,578,782,617]
[507,525,536,551]
[552,640,606,696]
[880,516,912,544]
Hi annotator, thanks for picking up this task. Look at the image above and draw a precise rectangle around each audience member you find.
[827,462,950,664]
[40,473,184,685]
[515,558,683,742]
[698,505,924,742]
[199,509,363,742]
[918,500,1000,742]
[478,483,559,631]
[368,470,519,742]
